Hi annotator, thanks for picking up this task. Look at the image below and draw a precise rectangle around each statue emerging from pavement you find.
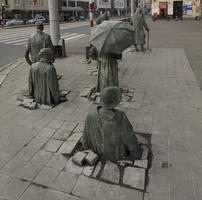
[25,21,54,65]
[83,86,141,161]
[29,48,60,105]
[132,8,150,52]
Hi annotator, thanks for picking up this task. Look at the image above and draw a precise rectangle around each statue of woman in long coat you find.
[97,53,120,92]
[132,8,150,52]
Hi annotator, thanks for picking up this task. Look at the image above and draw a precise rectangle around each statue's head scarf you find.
[38,48,55,64]
[101,86,122,109]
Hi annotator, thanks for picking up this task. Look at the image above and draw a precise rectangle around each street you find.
[0,21,90,69]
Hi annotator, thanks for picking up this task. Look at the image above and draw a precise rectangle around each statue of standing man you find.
[25,21,54,65]
[132,8,150,52]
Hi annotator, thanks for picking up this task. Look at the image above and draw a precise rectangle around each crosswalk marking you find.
[0,31,86,46]
[64,34,86,41]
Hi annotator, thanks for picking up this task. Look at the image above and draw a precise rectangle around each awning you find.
[11,9,29,13]
[60,6,83,12]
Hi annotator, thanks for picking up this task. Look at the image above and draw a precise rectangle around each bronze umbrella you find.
[90,20,134,55]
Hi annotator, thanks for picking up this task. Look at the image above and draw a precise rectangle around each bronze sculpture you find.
[83,86,141,161]
[25,21,54,65]
[132,8,150,52]
[29,48,60,105]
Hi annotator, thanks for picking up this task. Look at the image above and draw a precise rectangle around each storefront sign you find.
[97,0,111,9]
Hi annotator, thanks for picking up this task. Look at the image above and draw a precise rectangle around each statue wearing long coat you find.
[132,10,149,45]
[97,53,119,92]
[29,60,60,105]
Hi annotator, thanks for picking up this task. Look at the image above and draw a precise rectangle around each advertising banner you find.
[183,5,192,15]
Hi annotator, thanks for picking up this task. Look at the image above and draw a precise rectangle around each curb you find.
[0,58,24,87]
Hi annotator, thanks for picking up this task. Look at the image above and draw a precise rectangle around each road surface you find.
[0,22,90,69]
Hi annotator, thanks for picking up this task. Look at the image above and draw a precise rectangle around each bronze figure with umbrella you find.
[89,21,134,92]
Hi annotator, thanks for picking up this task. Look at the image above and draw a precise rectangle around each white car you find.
[28,16,46,24]
[6,19,24,26]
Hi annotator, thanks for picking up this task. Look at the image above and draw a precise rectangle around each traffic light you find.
[32,0,38,5]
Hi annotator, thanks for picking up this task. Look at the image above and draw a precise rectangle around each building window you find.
[15,0,20,5]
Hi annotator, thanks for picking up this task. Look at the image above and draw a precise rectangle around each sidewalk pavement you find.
[0,47,202,200]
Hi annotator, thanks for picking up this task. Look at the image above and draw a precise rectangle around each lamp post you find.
[48,0,65,57]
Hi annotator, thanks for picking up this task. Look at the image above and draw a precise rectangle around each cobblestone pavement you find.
[0,46,202,199]
[149,18,202,91]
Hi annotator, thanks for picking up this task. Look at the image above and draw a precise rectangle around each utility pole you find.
[89,0,93,29]
[48,0,65,57]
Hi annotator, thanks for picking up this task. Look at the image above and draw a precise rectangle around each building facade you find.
[152,0,201,19]
[0,0,53,19]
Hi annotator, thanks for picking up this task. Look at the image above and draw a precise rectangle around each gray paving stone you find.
[45,189,83,200]
[34,167,60,187]
[92,161,102,178]
[72,151,87,166]
[47,120,64,129]
[46,153,68,170]
[72,175,98,200]
[134,160,148,169]
[74,123,85,132]
[26,136,49,149]
[0,174,12,191]
[43,139,63,153]
[141,146,150,160]
[123,167,146,190]
[100,161,120,184]
[52,171,78,193]
[79,87,91,97]
[85,150,99,166]
[60,121,78,131]
[38,127,57,138]
[119,186,143,200]
[65,158,84,175]
[82,165,94,177]
[17,150,53,181]
[52,129,72,141]
[19,184,47,200]
[67,132,83,141]
[94,182,120,200]
[58,140,79,156]
[0,178,30,200]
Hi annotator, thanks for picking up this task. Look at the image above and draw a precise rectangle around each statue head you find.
[38,48,55,64]
[101,86,122,109]
[35,21,44,31]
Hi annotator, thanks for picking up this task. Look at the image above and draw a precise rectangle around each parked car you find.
[6,19,25,26]
[28,16,46,24]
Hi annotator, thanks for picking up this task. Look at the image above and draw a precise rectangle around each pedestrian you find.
[175,9,178,21]
[25,21,54,66]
